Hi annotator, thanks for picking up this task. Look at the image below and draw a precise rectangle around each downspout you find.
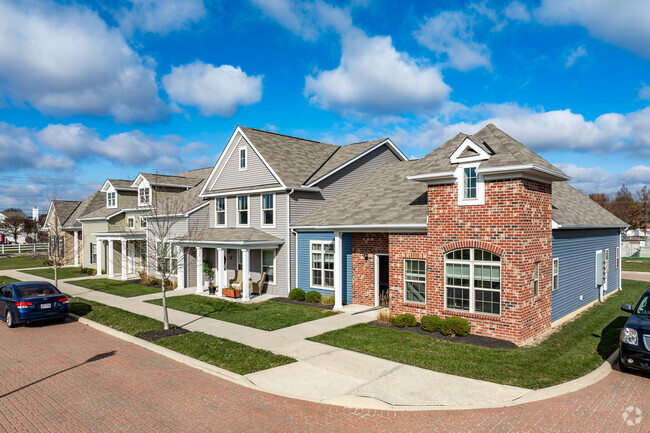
[287,189,294,295]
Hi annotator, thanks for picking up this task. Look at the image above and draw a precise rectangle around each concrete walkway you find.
[623,271,650,282]
[3,268,604,409]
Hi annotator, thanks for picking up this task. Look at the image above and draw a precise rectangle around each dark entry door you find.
[378,255,389,307]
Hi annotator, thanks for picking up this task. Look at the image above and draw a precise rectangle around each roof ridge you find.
[481,124,528,166]
[302,146,342,184]
[240,126,335,146]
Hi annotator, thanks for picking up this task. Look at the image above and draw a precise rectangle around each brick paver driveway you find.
[1,320,648,433]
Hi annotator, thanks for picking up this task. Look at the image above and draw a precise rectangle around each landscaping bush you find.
[376,309,393,324]
[138,270,148,284]
[148,276,162,287]
[305,290,322,303]
[391,313,417,327]
[289,288,305,301]
[79,267,96,275]
[440,316,471,336]
[420,315,443,333]
[322,294,335,305]
[164,279,178,289]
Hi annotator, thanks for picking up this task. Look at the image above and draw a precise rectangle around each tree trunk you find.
[162,282,169,330]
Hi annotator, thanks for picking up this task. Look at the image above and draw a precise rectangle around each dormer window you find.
[107,192,117,208]
[463,167,477,199]
[239,146,247,170]
[139,187,150,206]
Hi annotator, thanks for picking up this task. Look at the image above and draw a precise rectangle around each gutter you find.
[291,223,427,232]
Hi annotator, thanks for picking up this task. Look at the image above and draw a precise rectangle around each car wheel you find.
[5,309,14,328]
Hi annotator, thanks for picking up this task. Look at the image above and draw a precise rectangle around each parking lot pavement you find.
[1,319,648,433]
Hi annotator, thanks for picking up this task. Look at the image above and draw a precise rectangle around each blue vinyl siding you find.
[551,228,621,322]
[296,231,352,304]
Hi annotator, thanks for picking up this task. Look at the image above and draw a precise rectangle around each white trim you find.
[260,193,276,228]
[456,163,485,206]
[214,197,227,227]
[533,261,540,296]
[238,145,248,171]
[406,171,456,183]
[140,216,147,229]
[334,232,343,309]
[175,240,283,249]
[236,195,250,228]
[403,258,426,304]
[287,191,292,295]
[374,253,388,307]
[44,201,55,230]
[127,216,135,229]
[138,181,151,207]
[305,139,407,187]
[261,249,276,285]
[477,164,571,181]
[309,239,335,290]
[106,188,117,209]
[292,224,426,232]
[450,137,491,164]
[552,257,559,291]
[551,219,560,229]
[101,180,136,192]
[553,223,628,229]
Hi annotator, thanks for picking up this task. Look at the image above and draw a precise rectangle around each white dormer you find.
[100,181,118,209]
[135,178,151,206]
[450,137,491,164]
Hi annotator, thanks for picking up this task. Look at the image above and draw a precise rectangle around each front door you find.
[377,255,389,307]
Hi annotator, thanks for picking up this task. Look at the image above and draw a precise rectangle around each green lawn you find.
[309,279,647,390]
[0,276,21,284]
[68,279,161,297]
[22,267,91,280]
[0,255,48,271]
[69,297,175,336]
[147,295,337,331]
[622,258,650,272]
[156,332,296,375]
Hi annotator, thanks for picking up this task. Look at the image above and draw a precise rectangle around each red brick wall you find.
[352,177,553,345]
[351,233,389,306]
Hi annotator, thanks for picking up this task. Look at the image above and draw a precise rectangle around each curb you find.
[67,313,618,412]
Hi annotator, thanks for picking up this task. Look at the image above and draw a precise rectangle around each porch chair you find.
[229,270,243,288]
[250,272,267,295]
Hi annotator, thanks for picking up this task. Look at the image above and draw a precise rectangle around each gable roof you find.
[552,182,627,228]
[105,179,136,191]
[136,173,204,188]
[50,201,80,226]
[78,194,138,221]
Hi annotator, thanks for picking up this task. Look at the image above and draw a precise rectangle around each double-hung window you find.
[616,247,620,269]
[107,192,116,208]
[239,147,247,170]
[311,242,334,288]
[127,217,135,229]
[262,250,275,284]
[140,217,147,229]
[261,194,274,226]
[445,248,501,315]
[90,243,97,264]
[404,259,426,303]
[237,196,248,226]
[215,198,226,226]
[157,242,177,275]
[463,167,477,199]
[552,258,559,291]
[139,187,150,205]
[533,262,540,296]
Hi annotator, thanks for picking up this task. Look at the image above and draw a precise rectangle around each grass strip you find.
[622,258,650,273]
[0,255,48,271]
[22,267,93,280]
[0,276,21,284]
[68,279,161,297]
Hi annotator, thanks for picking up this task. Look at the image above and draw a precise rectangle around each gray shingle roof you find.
[107,179,136,190]
[173,227,283,243]
[79,195,138,220]
[61,191,106,228]
[552,182,627,228]
[412,123,567,177]
[176,167,213,178]
[304,139,388,184]
[51,201,80,226]
[141,173,203,187]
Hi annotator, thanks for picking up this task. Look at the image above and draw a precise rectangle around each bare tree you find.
[589,193,611,212]
[0,210,26,243]
[611,184,637,226]
[45,192,65,289]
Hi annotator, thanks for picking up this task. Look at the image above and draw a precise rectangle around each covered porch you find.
[94,231,147,280]
[173,228,284,302]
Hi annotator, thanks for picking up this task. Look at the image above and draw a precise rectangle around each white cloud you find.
[554,163,618,192]
[0,0,166,123]
[250,0,352,40]
[162,61,263,117]
[619,165,650,184]
[639,84,650,100]
[504,1,531,22]
[414,11,491,71]
[0,122,73,172]
[116,0,206,35]
[536,0,650,59]
[565,44,587,68]
[304,30,451,115]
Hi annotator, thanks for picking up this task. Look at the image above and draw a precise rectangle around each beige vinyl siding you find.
[210,136,281,192]
[82,220,109,272]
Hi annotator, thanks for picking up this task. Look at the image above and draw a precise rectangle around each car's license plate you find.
[40,303,51,309]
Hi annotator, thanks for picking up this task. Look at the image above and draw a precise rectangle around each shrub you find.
[289,288,305,301]
[321,294,335,305]
[440,316,471,336]
[376,309,393,324]
[420,315,443,333]
[305,290,322,303]
[392,313,417,327]
[148,276,162,287]
[164,279,177,289]
[79,267,96,275]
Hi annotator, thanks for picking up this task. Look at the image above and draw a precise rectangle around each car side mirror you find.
[620,304,633,313]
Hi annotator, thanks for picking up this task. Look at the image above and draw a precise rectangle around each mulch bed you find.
[269,297,335,310]
[138,328,190,342]
[369,320,518,349]
[127,279,172,291]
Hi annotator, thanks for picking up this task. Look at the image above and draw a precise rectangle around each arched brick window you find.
[445,248,501,315]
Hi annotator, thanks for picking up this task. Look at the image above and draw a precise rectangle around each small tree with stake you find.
[45,194,64,290]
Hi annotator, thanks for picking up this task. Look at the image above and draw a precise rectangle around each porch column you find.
[128,242,135,273]
[73,231,79,266]
[120,240,127,280]
[96,240,103,276]
[242,248,250,301]
[217,247,225,297]
[108,239,114,278]
[196,246,203,294]
[334,232,343,310]
[177,246,185,289]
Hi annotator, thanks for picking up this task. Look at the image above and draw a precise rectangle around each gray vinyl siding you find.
[290,191,325,224]
[210,136,280,192]
[551,228,621,322]
[188,205,210,234]
[315,145,400,200]
[187,247,197,287]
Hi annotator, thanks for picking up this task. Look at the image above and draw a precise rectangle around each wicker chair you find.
[229,270,243,288]
[250,272,267,295]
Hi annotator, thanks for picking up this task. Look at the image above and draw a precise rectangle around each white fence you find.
[0,243,48,255]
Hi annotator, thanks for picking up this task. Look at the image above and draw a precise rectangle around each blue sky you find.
[1,0,650,213]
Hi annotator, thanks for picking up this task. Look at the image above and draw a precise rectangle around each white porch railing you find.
[0,243,48,255]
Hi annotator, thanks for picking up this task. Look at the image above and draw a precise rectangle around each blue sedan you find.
[620,288,650,372]
[0,281,69,328]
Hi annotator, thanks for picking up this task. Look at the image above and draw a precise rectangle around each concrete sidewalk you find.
[623,271,650,282]
[5,269,604,410]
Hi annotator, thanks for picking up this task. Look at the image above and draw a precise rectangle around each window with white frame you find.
[552,258,559,291]
[533,262,540,296]
[215,198,226,226]
[156,242,177,275]
[139,187,150,205]
[237,196,248,226]
[107,191,116,208]
[311,242,334,288]
[90,243,96,264]
[262,250,275,284]
[463,167,477,199]
[261,194,274,226]
[237,250,242,270]
[404,259,426,303]
[605,248,609,277]
[140,217,147,229]
[127,216,135,229]
[616,247,619,269]
[239,147,247,170]
[445,248,501,315]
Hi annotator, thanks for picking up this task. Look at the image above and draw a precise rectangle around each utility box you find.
[596,251,605,286]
